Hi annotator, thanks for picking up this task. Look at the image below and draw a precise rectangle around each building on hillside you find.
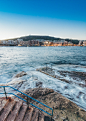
[13,40,18,45]
[18,40,39,46]
[53,40,57,42]
[36,39,45,42]
[0,40,2,45]
[57,43,63,46]
[67,42,74,46]
[19,41,30,46]
[78,40,83,46]
[44,40,66,46]
[43,41,51,46]
[29,40,39,46]
[62,41,68,46]
[17,39,23,44]
[1,40,6,44]
[7,40,14,45]
[39,41,44,46]
[0,40,9,45]
[83,41,86,46]
[57,40,65,43]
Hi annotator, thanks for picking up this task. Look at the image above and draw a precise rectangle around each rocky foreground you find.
[1,70,86,120]
[13,88,86,121]
[36,67,86,87]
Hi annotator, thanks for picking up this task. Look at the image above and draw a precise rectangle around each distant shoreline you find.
[0,45,86,47]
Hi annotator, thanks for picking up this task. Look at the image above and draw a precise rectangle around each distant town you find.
[0,35,86,47]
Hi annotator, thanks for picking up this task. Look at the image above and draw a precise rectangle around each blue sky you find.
[0,0,86,40]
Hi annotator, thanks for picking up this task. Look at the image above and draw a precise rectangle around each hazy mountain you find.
[6,35,80,44]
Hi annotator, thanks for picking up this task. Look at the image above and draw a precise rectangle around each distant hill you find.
[19,35,80,44]
[6,35,80,44]
[19,35,61,41]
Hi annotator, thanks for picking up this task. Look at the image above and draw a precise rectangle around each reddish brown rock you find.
[14,88,86,121]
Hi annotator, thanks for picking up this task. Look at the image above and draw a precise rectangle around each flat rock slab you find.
[15,104,27,121]
[31,109,39,121]
[23,107,33,121]
[6,101,23,121]
[0,100,15,121]
[0,98,9,113]
[17,88,86,121]
[15,71,27,78]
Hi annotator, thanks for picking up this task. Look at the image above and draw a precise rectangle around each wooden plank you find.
[6,101,23,121]
[38,113,44,121]
[0,100,15,121]
[15,104,27,121]
[23,107,33,121]
[31,109,39,121]
[0,99,9,113]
